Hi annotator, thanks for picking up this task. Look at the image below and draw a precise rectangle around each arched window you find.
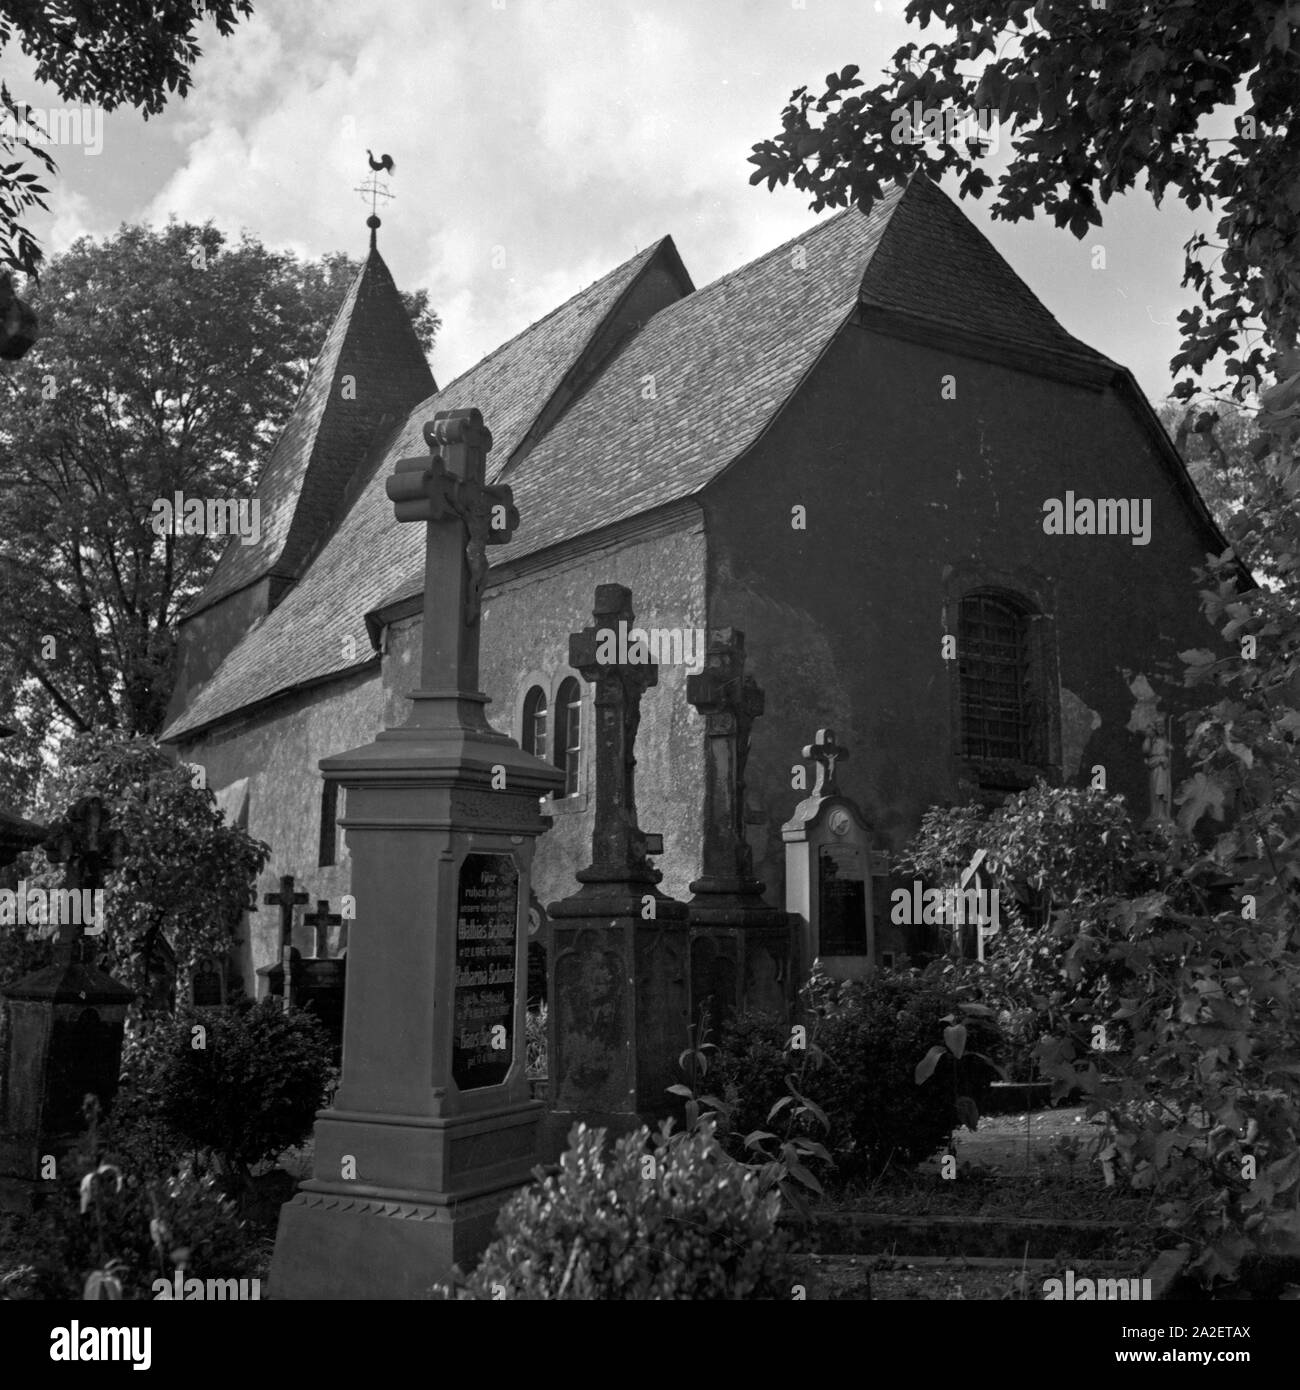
[522,685,548,759]
[958,593,1032,765]
[554,677,582,797]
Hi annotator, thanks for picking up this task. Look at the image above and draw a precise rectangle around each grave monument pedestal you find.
[270,409,564,1299]
[685,629,792,1029]
[546,585,689,1149]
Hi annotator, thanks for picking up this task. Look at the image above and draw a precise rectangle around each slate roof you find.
[187,246,436,617]
[162,176,1119,743]
[860,175,1112,362]
[163,237,675,740]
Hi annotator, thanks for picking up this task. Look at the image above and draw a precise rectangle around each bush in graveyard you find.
[899,781,1148,929]
[898,784,1179,1077]
[717,969,997,1179]
[1029,526,1300,1287]
[9,1099,255,1301]
[32,731,269,1013]
[461,1119,796,1300]
[147,998,332,1189]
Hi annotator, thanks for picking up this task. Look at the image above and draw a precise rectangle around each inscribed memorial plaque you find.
[453,852,520,1090]
[818,842,867,955]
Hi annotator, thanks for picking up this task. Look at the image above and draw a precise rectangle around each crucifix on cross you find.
[802,728,848,797]
[385,410,519,730]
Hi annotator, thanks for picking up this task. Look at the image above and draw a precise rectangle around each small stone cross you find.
[802,728,848,797]
[264,874,308,1009]
[304,898,342,959]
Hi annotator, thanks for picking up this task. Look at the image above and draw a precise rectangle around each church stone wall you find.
[704,322,1220,902]
[384,515,709,910]
[172,667,381,994]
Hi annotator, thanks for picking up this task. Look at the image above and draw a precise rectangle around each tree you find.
[1158,399,1297,583]
[748,1,1300,402]
[23,730,269,1009]
[1,0,253,279]
[0,222,438,743]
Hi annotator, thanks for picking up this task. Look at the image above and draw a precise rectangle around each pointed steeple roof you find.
[187,245,435,618]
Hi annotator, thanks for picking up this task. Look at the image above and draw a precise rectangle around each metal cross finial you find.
[354,157,395,248]
[801,728,848,797]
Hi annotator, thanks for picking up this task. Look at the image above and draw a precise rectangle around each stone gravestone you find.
[269,408,564,1300]
[261,874,308,1010]
[782,730,878,982]
[0,797,134,1212]
[300,898,345,1063]
[686,628,792,1030]
[546,584,689,1149]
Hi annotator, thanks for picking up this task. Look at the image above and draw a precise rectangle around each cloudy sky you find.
[10,0,1227,404]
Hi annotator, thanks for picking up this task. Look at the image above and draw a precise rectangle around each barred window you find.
[522,685,548,759]
[318,780,339,868]
[958,594,1031,763]
[555,677,582,797]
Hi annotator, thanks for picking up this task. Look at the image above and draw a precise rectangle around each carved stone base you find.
[269,1102,542,1299]
[270,1183,507,1300]
[546,897,690,1137]
[686,902,794,1032]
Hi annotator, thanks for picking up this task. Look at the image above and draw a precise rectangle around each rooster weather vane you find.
[355,150,395,248]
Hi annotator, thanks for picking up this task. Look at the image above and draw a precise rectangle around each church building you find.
[160,174,1230,996]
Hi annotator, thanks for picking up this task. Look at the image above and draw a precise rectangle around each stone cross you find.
[568,583,659,881]
[304,898,342,958]
[41,796,126,960]
[802,728,848,797]
[386,409,518,726]
[263,874,308,1009]
[687,628,765,887]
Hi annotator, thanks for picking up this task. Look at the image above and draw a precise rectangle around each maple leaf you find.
[1175,772,1227,831]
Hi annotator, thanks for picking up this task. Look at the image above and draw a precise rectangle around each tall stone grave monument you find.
[0,797,134,1212]
[782,730,879,982]
[547,585,689,1146]
[270,408,564,1299]
[686,628,792,1029]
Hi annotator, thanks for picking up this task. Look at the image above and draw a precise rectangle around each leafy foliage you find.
[31,731,268,1006]
[525,1002,548,1080]
[0,223,436,739]
[1026,494,1300,1284]
[716,971,996,1179]
[1,1096,255,1301]
[748,1,1300,400]
[0,2,253,277]
[461,1120,797,1300]
[900,781,1143,925]
[146,999,333,1184]
[670,1019,832,1219]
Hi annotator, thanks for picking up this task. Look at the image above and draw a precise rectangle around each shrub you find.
[31,731,269,1010]
[3,1098,256,1301]
[30,1166,256,1301]
[461,1120,796,1300]
[525,1003,547,1079]
[148,999,333,1187]
[717,971,997,1179]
